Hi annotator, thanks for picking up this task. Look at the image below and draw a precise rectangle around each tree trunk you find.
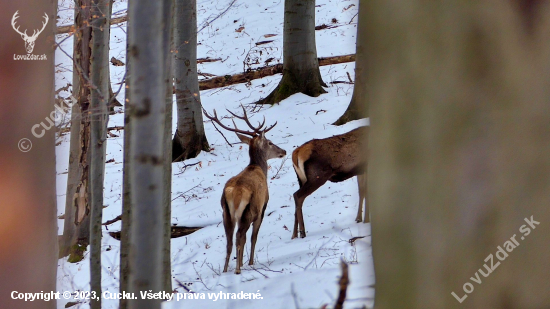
[108,0,122,112]
[127,0,169,308]
[89,0,111,307]
[368,1,550,308]
[333,0,367,125]
[257,0,327,105]
[172,0,209,162]
[162,0,175,294]
[61,0,93,263]
[120,6,133,309]
[0,1,57,308]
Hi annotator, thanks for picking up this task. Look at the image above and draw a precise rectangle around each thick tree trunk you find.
[172,0,209,162]
[127,0,169,308]
[162,0,174,294]
[369,1,550,308]
[89,0,111,307]
[0,1,57,308]
[333,1,367,125]
[258,0,327,105]
[61,0,93,263]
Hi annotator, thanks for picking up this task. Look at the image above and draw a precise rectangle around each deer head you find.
[203,105,286,171]
[12,11,49,54]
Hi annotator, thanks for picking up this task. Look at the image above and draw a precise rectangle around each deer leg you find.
[292,176,328,239]
[222,200,235,273]
[249,204,267,265]
[235,222,250,274]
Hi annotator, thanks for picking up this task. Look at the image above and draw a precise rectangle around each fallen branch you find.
[56,15,128,34]
[334,260,349,309]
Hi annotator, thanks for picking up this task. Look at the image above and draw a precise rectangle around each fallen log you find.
[198,54,355,91]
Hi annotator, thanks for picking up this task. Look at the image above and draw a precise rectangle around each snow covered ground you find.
[55,0,373,308]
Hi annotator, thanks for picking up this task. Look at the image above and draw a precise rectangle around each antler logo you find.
[11,11,49,54]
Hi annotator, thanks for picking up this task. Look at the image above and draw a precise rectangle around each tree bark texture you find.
[333,0,368,125]
[258,0,327,105]
[368,1,550,308]
[61,0,93,263]
[172,0,209,161]
[127,0,170,308]
[89,0,111,307]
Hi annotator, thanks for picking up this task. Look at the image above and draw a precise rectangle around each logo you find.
[12,10,48,58]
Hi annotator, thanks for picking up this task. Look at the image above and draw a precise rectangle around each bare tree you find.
[60,0,93,262]
[368,1,550,308]
[0,2,57,309]
[172,0,210,161]
[162,0,175,294]
[258,0,327,105]
[333,0,367,125]
[126,0,171,307]
[89,0,111,307]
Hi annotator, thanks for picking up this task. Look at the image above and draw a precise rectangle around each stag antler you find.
[30,13,49,39]
[202,105,277,136]
[11,11,27,37]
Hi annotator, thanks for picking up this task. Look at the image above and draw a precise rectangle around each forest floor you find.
[54,0,373,308]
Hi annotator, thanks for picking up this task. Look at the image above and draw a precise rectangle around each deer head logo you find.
[11,11,49,54]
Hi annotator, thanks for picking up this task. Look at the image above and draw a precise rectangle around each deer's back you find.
[223,165,268,220]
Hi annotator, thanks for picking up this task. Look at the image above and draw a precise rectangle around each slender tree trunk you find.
[108,0,122,111]
[172,0,209,161]
[120,7,133,309]
[89,0,111,307]
[127,0,169,308]
[369,1,550,308]
[61,0,93,262]
[333,0,367,125]
[162,0,175,294]
[258,0,327,105]
[0,1,57,308]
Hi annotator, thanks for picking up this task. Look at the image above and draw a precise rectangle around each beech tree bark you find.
[126,0,170,308]
[333,0,367,125]
[257,0,327,105]
[172,0,209,161]
[61,0,93,262]
[0,1,57,308]
[368,1,550,308]
[89,0,111,307]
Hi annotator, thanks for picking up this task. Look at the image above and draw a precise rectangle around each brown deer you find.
[203,106,286,274]
[291,126,368,239]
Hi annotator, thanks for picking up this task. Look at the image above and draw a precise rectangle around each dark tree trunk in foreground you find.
[126,0,170,308]
[89,0,111,307]
[258,0,327,105]
[369,1,550,308]
[172,0,209,161]
[333,0,367,125]
[0,1,57,308]
[61,0,93,262]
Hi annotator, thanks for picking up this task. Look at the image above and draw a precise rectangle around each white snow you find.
[55,0,373,308]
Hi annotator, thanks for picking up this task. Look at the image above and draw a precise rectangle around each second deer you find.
[291,126,368,239]
[203,106,286,274]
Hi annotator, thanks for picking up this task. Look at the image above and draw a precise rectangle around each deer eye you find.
[268,142,273,145]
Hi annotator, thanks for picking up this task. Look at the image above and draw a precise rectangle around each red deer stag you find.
[291,126,368,239]
[203,106,286,274]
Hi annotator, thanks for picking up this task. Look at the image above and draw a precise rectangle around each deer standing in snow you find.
[203,106,286,274]
[291,126,369,239]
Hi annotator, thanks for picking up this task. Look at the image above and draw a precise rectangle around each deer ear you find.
[236,133,252,145]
